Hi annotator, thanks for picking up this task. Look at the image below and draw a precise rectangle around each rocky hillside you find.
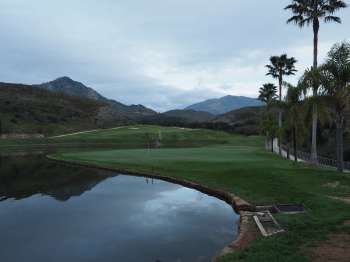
[0,82,133,135]
[36,77,105,101]
[36,77,156,119]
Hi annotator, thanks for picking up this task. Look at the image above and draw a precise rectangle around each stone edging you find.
[47,156,256,260]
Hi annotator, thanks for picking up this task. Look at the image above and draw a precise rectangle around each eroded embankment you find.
[47,155,257,260]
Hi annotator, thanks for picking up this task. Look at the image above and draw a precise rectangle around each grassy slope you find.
[49,125,350,261]
[0,82,106,135]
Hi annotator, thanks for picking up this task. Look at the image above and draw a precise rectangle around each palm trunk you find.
[278,75,283,156]
[313,19,319,69]
[311,103,318,163]
[311,19,319,164]
[265,131,269,150]
[293,126,297,163]
[336,112,344,172]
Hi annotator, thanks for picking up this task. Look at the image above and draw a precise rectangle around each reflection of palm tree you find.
[285,0,347,163]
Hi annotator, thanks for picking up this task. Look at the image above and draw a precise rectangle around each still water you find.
[0,155,239,262]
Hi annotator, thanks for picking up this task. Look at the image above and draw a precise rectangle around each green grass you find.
[8,125,350,261]
[0,124,262,150]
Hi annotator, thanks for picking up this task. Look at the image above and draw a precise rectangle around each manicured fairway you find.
[51,125,350,262]
[0,125,261,150]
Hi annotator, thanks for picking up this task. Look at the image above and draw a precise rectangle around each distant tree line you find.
[140,116,258,135]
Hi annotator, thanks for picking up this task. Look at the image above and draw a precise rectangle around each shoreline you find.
[47,155,257,260]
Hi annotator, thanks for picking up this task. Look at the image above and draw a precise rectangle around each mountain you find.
[36,77,106,101]
[36,77,156,119]
[0,155,109,202]
[0,82,134,135]
[185,95,264,115]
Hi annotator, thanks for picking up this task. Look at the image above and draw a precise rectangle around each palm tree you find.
[259,83,278,151]
[283,83,305,163]
[258,83,278,105]
[285,0,347,163]
[319,42,350,172]
[266,54,297,155]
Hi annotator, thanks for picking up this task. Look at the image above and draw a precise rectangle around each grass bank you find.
[44,125,350,261]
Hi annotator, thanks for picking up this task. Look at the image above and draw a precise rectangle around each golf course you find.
[24,124,349,262]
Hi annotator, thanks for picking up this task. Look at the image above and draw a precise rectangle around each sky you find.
[1,0,349,112]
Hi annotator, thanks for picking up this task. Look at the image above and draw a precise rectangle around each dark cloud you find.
[1,0,349,111]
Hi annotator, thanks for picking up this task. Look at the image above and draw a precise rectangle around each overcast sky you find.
[1,0,349,111]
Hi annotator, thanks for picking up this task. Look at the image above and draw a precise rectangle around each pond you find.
[0,154,239,262]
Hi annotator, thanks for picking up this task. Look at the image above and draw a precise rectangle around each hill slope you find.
[36,77,156,119]
[0,82,132,135]
[163,110,214,123]
[213,106,265,135]
[140,109,215,126]
[36,77,106,101]
[185,95,264,115]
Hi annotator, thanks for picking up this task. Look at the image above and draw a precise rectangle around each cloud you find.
[0,0,349,111]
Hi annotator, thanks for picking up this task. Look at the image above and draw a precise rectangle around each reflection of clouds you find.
[144,187,225,213]
[1,173,239,262]
[134,186,238,231]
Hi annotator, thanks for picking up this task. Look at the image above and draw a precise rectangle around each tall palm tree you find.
[259,83,278,151]
[283,83,305,163]
[266,54,297,155]
[299,67,331,154]
[320,42,350,172]
[285,0,347,163]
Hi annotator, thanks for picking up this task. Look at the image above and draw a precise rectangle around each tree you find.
[260,113,278,153]
[319,42,350,172]
[266,54,297,155]
[258,83,278,151]
[283,83,305,163]
[285,0,347,163]
[258,83,278,105]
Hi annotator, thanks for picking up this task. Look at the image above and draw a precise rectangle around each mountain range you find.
[185,95,264,115]
[0,76,266,135]
[0,77,156,135]
[35,77,156,120]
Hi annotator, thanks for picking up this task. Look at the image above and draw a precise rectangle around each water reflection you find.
[0,155,239,262]
[0,155,110,201]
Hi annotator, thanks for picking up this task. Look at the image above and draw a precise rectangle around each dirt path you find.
[310,233,350,262]
[50,126,125,138]
[329,196,350,204]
